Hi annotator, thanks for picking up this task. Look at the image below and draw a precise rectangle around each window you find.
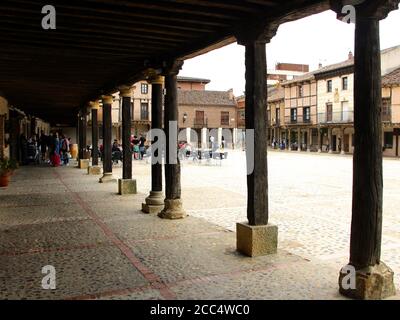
[221,111,229,125]
[140,102,149,120]
[298,85,303,97]
[327,80,333,93]
[326,103,333,122]
[303,107,310,122]
[342,77,348,90]
[141,83,148,94]
[290,108,297,123]
[275,108,280,124]
[195,110,205,126]
[384,132,394,149]
[382,98,391,122]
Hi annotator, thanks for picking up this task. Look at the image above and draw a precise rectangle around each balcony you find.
[284,116,313,125]
[318,111,354,124]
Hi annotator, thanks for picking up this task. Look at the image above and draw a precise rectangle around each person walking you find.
[60,135,70,166]
[139,134,146,160]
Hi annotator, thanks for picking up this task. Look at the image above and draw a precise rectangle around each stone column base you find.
[88,165,102,175]
[341,151,345,155]
[79,159,90,169]
[142,203,164,214]
[236,222,278,257]
[158,198,186,219]
[99,172,116,183]
[142,191,164,214]
[338,262,396,300]
[318,149,322,153]
[118,179,137,195]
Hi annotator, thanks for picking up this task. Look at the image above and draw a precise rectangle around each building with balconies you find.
[382,66,400,157]
[280,45,400,156]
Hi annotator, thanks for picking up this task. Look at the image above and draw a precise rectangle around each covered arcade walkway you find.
[1,0,400,300]
[0,160,342,299]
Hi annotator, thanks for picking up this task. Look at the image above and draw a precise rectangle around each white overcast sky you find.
[180,9,400,96]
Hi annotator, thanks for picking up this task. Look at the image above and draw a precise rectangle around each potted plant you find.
[0,158,18,187]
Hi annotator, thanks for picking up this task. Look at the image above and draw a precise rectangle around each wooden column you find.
[78,111,87,160]
[151,79,163,192]
[336,1,398,299]
[99,95,115,183]
[142,75,165,213]
[235,25,278,257]
[119,86,133,180]
[158,60,186,219]
[328,127,333,153]
[91,102,99,166]
[244,40,268,225]
[288,129,291,150]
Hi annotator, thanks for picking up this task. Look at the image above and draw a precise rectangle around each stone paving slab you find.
[0,246,148,299]
[0,220,111,253]
[1,153,399,300]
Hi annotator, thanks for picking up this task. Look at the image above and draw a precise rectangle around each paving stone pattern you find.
[0,151,399,299]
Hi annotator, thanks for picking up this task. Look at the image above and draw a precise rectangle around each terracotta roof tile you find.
[382,67,400,86]
[178,90,236,106]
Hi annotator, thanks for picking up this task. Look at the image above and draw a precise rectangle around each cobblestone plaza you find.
[0,151,399,299]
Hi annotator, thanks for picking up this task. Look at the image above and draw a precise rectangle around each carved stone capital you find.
[89,101,99,110]
[162,59,184,76]
[142,68,165,84]
[118,85,134,98]
[101,95,113,105]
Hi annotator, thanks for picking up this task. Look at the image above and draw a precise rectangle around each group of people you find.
[38,131,71,167]
[100,134,147,163]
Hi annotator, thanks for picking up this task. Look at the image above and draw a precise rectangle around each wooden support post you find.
[117,86,136,194]
[87,101,101,175]
[335,0,398,299]
[235,23,278,256]
[99,95,115,183]
[143,75,165,213]
[158,60,186,219]
[91,102,99,166]
[120,87,133,180]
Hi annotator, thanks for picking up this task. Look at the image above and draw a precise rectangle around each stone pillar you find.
[118,86,136,194]
[335,2,397,300]
[307,128,312,152]
[143,75,165,214]
[288,129,291,150]
[99,95,115,183]
[328,127,333,153]
[186,127,191,144]
[340,127,345,155]
[297,128,301,152]
[218,127,223,148]
[201,128,207,149]
[317,127,322,153]
[233,127,238,149]
[158,60,186,220]
[235,27,278,257]
[88,101,101,175]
